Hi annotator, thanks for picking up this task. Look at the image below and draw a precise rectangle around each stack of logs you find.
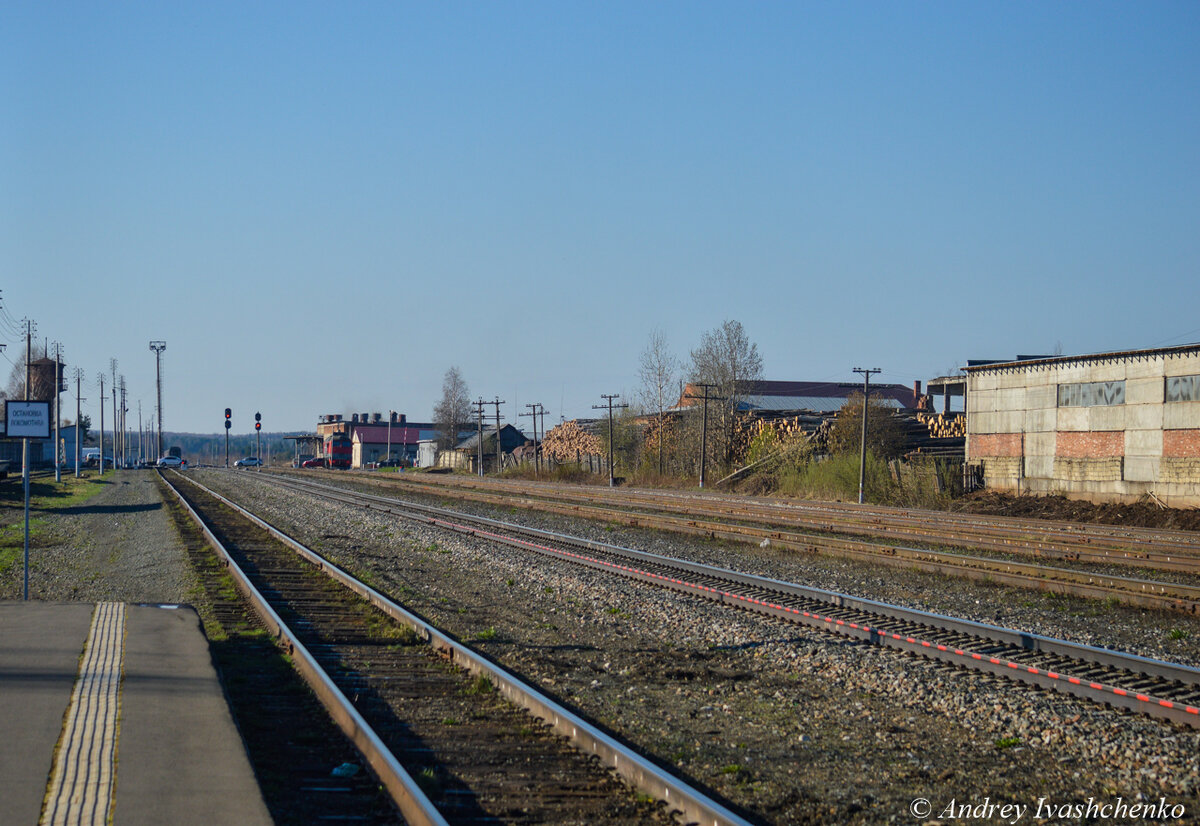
[732,413,829,458]
[916,411,966,438]
[542,420,603,462]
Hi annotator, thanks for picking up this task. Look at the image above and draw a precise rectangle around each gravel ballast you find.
[8,469,1199,823]
[193,470,1200,825]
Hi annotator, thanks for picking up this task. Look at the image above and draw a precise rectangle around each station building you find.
[965,344,1200,507]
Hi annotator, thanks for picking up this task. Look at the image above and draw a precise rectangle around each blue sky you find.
[3,2,1198,435]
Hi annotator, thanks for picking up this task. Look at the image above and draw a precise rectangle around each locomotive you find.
[324,434,352,468]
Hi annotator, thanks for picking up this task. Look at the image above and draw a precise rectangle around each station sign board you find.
[5,400,51,439]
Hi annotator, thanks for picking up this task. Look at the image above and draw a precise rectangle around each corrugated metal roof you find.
[736,395,904,413]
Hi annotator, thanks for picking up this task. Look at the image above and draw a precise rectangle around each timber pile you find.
[543,420,602,462]
[916,411,966,439]
[732,411,830,458]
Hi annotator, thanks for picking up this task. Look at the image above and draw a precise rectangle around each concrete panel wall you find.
[1124,456,1160,483]
[1165,402,1200,430]
[1125,377,1162,405]
[1126,429,1163,456]
[965,346,1200,505]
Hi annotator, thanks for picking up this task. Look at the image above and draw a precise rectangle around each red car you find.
[301,457,326,468]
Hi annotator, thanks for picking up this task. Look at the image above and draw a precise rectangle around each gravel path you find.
[196,470,1200,825]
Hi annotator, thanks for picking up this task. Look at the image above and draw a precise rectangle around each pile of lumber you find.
[543,420,602,462]
[916,411,966,438]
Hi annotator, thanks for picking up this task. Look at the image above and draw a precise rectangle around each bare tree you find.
[638,329,679,474]
[433,366,472,450]
[688,319,764,465]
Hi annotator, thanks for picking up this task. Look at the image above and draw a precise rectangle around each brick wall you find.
[970,433,1022,457]
[1055,430,1123,458]
[1163,429,1200,458]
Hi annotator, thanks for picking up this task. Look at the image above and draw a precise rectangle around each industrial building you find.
[965,344,1200,507]
[315,413,435,468]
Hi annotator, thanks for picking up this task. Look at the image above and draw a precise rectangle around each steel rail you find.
[178,471,754,826]
[366,472,1200,570]
[292,471,1200,613]
[258,472,1200,729]
[159,470,450,826]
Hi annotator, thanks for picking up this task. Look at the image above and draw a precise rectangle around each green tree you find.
[828,393,906,460]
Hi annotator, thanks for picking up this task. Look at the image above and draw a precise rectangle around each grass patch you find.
[463,674,494,695]
[994,736,1021,750]
[0,475,110,573]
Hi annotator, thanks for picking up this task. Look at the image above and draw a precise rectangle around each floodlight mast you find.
[149,341,166,459]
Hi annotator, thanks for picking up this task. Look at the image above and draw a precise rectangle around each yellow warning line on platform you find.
[41,602,125,826]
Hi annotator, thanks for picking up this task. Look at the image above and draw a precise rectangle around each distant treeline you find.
[98,431,306,463]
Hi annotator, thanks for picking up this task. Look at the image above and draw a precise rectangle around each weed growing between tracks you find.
[156,479,400,825]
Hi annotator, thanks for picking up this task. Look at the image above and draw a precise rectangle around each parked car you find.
[234,457,263,468]
[156,455,183,468]
[301,457,326,468]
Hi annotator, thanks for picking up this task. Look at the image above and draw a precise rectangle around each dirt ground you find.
[952,490,1200,532]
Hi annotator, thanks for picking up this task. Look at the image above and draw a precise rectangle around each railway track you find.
[159,470,751,826]
[309,471,1200,614]
[252,472,1200,730]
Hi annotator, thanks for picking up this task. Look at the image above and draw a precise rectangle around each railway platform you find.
[0,601,272,826]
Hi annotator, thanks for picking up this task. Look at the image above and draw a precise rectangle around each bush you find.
[774,451,892,501]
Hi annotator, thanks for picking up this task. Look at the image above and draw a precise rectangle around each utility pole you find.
[520,403,543,476]
[592,394,628,487]
[119,376,127,469]
[97,373,105,475]
[684,383,722,488]
[387,410,394,464]
[538,406,549,472]
[74,368,84,478]
[109,359,118,469]
[473,398,486,476]
[149,341,165,460]
[54,342,62,482]
[488,397,506,474]
[853,367,882,505]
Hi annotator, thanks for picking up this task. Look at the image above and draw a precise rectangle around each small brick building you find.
[965,344,1200,507]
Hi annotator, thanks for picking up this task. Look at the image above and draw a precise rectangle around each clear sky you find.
[3,2,1198,435]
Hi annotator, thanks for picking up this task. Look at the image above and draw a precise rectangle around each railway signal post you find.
[225,408,232,468]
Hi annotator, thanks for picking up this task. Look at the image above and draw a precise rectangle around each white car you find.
[234,457,263,468]
[156,456,183,468]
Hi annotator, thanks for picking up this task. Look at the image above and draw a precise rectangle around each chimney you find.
[372,412,382,423]
[399,413,406,425]
[913,381,922,402]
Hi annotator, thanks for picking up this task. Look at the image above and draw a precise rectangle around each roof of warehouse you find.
[736,394,904,413]
[964,342,1200,373]
[679,380,917,409]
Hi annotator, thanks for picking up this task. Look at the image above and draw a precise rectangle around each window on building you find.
[1057,380,1125,407]
[1165,375,1200,403]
